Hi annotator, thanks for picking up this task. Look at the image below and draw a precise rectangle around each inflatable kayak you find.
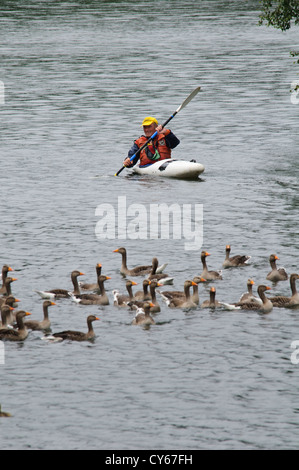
[132,159,205,180]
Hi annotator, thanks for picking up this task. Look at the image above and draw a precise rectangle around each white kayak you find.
[132,159,205,180]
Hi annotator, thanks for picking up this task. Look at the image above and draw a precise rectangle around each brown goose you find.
[1,277,18,297]
[0,310,31,341]
[266,254,288,282]
[35,270,84,299]
[0,405,12,418]
[147,257,174,285]
[167,280,198,308]
[0,265,13,294]
[52,315,99,341]
[159,276,206,305]
[79,263,102,291]
[235,285,273,313]
[70,275,111,305]
[222,245,251,268]
[131,302,155,326]
[201,287,223,308]
[220,280,264,311]
[0,306,14,329]
[191,276,207,304]
[24,300,56,331]
[113,247,152,277]
[128,280,161,313]
[134,279,151,301]
[269,273,299,307]
[2,297,21,323]
[200,251,222,280]
[238,279,261,304]
[0,294,20,309]
[113,280,138,307]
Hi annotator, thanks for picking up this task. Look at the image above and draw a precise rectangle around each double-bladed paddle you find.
[114,86,201,176]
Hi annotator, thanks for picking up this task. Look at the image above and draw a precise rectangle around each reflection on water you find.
[0,0,299,450]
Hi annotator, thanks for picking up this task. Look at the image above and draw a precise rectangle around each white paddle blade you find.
[175,86,201,113]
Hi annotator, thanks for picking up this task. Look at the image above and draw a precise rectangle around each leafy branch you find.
[258,0,299,31]
[259,1,299,72]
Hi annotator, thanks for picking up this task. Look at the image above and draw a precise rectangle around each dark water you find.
[0,1,298,450]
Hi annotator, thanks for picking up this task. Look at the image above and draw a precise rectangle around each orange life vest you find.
[135,129,171,166]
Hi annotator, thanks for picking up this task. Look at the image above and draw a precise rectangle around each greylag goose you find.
[70,275,111,305]
[220,280,263,311]
[113,247,167,277]
[1,297,20,323]
[114,247,152,276]
[79,263,102,290]
[52,315,99,341]
[235,285,273,313]
[201,287,223,308]
[159,276,206,305]
[35,270,84,299]
[147,257,174,285]
[167,280,198,308]
[269,273,299,307]
[1,277,18,297]
[131,302,155,326]
[222,245,251,268]
[134,279,151,301]
[127,280,161,313]
[238,279,261,304]
[113,280,138,307]
[0,306,14,329]
[0,310,31,341]
[0,265,13,294]
[200,251,222,280]
[0,405,12,418]
[191,276,207,304]
[266,254,288,282]
[24,300,56,331]
[0,294,20,309]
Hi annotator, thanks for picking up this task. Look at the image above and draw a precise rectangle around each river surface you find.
[0,0,298,450]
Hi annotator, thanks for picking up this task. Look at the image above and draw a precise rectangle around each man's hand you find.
[156,124,168,135]
[123,157,131,167]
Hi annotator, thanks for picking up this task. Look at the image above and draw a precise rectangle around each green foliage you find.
[259,1,299,69]
[259,0,299,31]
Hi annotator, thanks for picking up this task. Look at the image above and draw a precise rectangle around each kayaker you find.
[123,116,180,168]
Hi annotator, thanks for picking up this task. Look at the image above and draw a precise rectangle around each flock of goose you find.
[0,245,298,342]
